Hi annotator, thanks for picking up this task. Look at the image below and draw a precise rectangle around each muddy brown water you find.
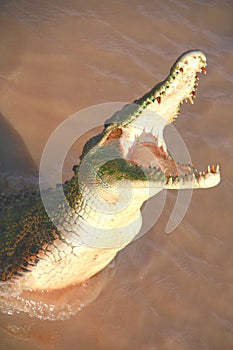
[0,1,232,349]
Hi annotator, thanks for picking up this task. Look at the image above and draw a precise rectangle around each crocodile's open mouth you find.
[83,50,220,188]
[113,51,220,186]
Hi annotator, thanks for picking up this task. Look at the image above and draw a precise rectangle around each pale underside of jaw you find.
[118,51,221,189]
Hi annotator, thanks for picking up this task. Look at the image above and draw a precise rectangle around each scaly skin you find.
[0,50,220,291]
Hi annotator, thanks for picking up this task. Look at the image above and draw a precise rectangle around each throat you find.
[126,136,178,176]
[127,141,167,168]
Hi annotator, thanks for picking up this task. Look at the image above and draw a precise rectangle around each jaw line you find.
[117,50,208,162]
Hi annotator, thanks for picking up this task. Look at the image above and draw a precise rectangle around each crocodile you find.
[0,50,220,291]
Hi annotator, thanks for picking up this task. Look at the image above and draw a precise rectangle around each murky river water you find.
[0,0,232,349]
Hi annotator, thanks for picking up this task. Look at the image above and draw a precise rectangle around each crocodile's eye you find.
[107,127,122,140]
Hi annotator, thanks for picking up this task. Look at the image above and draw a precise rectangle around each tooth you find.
[201,67,206,74]
[207,165,210,173]
[211,165,215,173]
[189,96,194,104]
[216,165,220,173]
[185,99,188,103]
[168,177,173,185]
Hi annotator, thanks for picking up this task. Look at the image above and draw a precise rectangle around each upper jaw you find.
[134,50,207,126]
[118,51,207,161]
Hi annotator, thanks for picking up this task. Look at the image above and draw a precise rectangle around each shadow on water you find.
[0,112,37,176]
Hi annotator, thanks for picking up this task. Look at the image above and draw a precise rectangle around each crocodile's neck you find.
[16,185,154,291]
